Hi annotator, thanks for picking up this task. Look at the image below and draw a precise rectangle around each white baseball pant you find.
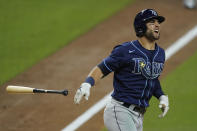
[104,98,144,131]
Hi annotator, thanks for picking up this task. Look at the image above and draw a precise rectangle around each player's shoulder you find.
[156,44,165,54]
[156,44,166,61]
[112,42,127,50]
[111,41,133,56]
[113,41,134,50]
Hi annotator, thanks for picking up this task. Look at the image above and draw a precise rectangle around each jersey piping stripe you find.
[141,79,148,106]
[131,41,149,106]
[153,46,159,62]
[140,79,147,98]
[114,106,122,131]
[138,99,142,106]
[130,41,149,62]
[103,59,113,72]
[147,80,152,98]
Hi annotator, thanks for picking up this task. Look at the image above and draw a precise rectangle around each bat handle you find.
[33,89,68,96]
[33,89,46,93]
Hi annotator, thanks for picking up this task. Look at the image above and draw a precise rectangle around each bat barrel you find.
[6,86,34,93]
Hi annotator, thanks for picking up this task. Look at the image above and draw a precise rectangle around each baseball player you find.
[74,9,169,131]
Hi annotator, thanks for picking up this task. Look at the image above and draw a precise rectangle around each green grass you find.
[101,51,197,131]
[0,0,133,85]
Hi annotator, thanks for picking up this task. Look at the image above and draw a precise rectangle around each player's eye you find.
[149,20,155,23]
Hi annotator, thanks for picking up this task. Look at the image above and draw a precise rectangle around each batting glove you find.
[158,95,169,118]
[74,83,91,104]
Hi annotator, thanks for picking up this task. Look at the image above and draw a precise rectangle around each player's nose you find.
[155,20,160,27]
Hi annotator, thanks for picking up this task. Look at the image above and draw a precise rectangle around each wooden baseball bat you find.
[6,85,68,96]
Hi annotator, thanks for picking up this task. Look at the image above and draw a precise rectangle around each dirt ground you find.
[0,0,197,131]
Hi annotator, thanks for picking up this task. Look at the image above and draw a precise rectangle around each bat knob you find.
[62,90,68,96]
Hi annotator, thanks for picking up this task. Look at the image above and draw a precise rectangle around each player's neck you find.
[138,37,156,50]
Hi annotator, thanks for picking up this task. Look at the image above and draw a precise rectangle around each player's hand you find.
[158,95,169,118]
[74,83,91,104]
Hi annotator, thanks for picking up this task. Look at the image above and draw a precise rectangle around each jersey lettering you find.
[132,58,146,74]
[132,58,164,79]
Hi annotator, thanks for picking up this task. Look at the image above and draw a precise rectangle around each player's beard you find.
[144,29,160,41]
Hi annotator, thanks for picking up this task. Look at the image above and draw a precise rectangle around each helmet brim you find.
[144,16,165,23]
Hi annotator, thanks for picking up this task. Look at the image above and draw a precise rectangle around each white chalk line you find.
[165,25,197,60]
[62,25,197,131]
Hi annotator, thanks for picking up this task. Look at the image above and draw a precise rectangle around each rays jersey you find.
[98,40,165,107]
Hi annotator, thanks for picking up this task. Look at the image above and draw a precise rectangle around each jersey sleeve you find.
[162,48,166,62]
[153,79,165,99]
[98,45,126,77]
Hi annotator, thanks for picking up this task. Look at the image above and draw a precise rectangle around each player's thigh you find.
[104,103,137,131]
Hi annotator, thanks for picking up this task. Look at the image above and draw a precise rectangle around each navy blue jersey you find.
[98,40,165,107]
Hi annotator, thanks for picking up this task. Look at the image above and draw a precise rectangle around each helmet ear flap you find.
[135,24,147,37]
[136,27,144,37]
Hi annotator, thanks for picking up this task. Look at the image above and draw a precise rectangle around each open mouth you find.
[154,29,159,34]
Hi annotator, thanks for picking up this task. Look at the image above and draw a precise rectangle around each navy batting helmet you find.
[134,9,165,37]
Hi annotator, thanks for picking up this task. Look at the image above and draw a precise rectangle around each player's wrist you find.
[159,95,168,102]
[81,82,91,89]
[159,95,169,107]
[158,95,169,118]
[85,76,95,87]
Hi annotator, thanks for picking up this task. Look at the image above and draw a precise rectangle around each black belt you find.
[114,98,146,114]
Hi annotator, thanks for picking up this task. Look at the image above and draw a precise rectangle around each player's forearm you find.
[74,66,104,104]
[87,66,103,86]
[153,79,165,99]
